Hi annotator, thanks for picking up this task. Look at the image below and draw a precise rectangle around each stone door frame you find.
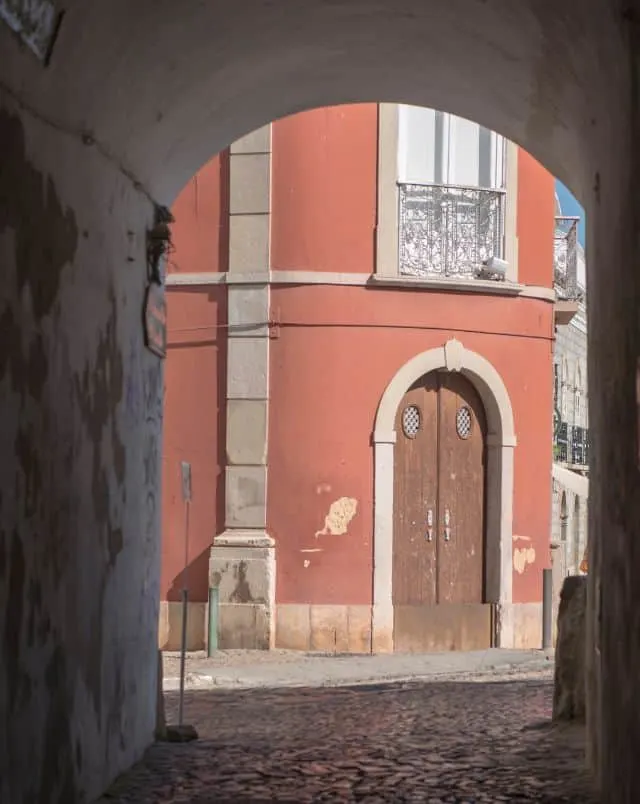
[372,338,517,650]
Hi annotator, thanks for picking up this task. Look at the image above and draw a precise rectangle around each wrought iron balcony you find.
[553,420,589,467]
[398,183,506,279]
[554,216,580,299]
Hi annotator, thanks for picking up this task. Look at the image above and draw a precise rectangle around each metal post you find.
[178,461,192,727]
[178,579,188,726]
[207,586,218,658]
[542,567,553,650]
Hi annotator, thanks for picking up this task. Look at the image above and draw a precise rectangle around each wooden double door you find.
[392,370,493,651]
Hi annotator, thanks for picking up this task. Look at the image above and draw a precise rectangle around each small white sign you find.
[0,0,61,63]
[180,462,192,503]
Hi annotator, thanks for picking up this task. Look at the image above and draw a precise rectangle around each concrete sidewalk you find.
[162,648,554,691]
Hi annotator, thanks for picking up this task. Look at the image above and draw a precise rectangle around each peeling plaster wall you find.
[0,100,161,802]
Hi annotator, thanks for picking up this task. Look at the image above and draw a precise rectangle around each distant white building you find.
[551,194,588,587]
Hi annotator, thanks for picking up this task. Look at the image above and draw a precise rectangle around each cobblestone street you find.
[100,664,595,803]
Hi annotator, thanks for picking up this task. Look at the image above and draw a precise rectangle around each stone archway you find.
[1,1,637,799]
[372,339,516,651]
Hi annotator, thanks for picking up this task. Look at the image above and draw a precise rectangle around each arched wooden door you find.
[392,370,491,651]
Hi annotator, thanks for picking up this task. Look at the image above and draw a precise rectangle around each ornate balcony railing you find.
[553,420,590,467]
[554,216,580,299]
[398,183,506,279]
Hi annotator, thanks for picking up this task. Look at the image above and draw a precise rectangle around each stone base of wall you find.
[276,602,545,652]
[510,602,543,649]
[160,600,547,653]
[276,605,373,653]
[157,600,272,651]
[158,601,208,651]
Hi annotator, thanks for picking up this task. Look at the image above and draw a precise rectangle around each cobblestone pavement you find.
[99,669,596,803]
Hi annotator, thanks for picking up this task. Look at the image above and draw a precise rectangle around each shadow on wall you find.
[160,285,227,650]
[166,548,212,603]
[160,548,213,651]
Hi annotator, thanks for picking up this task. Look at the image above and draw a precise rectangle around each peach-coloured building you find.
[160,104,557,654]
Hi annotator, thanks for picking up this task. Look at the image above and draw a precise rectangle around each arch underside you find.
[2,0,624,202]
[0,0,636,799]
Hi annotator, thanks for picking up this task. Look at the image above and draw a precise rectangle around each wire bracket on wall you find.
[143,205,174,359]
[268,308,281,340]
[146,204,174,284]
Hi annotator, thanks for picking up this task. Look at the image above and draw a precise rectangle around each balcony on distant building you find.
[554,216,581,300]
[398,183,506,280]
[553,420,590,469]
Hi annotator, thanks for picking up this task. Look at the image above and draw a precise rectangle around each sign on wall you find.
[0,0,62,63]
[180,462,192,503]
[143,282,167,359]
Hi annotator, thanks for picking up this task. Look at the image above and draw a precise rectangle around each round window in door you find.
[402,405,421,438]
[456,406,472,439]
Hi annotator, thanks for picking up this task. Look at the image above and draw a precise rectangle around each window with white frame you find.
[397,106,507,279]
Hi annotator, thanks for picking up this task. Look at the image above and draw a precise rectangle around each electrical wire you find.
[167,319,554,342]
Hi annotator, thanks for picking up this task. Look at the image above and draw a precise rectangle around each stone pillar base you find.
[371,604,394,653]
[209,530,275,650]
[494,602,515,648]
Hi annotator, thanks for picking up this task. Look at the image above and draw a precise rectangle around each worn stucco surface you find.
[0,100,162,801]
[0,0,638,800]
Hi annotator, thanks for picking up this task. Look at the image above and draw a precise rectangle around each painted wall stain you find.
[74,288,127,567]
[513,534,536,574]
[315,497,358,538]
[229,561,253,603]
[228,560,266,605]
[124,338,142,421]
[0,110,78,321]
[210,570,222,587]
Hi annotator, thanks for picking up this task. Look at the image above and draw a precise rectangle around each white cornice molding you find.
[166,270,555,302]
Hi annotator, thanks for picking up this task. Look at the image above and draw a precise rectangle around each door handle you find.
[443,508,451,541]
[425,508,434,541]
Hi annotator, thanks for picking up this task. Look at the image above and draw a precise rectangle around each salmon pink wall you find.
[170,152,229,274]
[271,105,378,273]
[161,287,226,602]
[516,150,555,288]
[267,285,554,607]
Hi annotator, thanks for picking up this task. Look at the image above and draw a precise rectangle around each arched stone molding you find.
[372,339,517,651]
